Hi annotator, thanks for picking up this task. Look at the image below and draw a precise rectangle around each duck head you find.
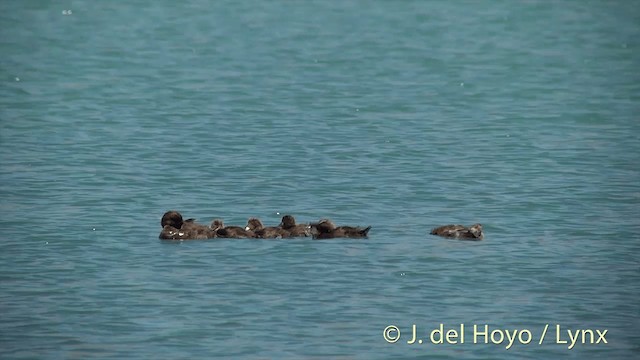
[161,211,184,229]
[245,218,264,231]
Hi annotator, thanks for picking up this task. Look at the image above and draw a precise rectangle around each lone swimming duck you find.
[159,210,216,240]
[430,223,484,240]
[245,218,289,239]
[211,219,255,238]
[278,215,311,237]
[309,219,371,239]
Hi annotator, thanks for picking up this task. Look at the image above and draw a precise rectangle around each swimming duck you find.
[309,219,371,239]
[211,219,255,238]
[159,211,216,240]
[245,218,289,239]
[278,215,311,237]
[430,223,484,240]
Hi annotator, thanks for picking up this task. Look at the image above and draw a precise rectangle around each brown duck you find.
[245,218,290,239]
[278,215,311,237]
[430,223,484,240]
[309,219,371,239]
[159,211,216,240]
[211,219,255,238]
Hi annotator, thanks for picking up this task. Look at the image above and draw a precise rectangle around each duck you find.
[309,219,371,239]
[430,223,484,240]
[278,215,311,237]
[159,210,216,240]
[245,218,290,239]
[211,219,255,238]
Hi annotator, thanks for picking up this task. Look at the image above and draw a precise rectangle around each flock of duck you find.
[158,210,484,241]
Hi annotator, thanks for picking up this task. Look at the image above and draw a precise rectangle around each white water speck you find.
[92,228,96,231]
[15,77,20,82]
[62,10,73,15]
[460,82,464,87]
[356,108,359,112]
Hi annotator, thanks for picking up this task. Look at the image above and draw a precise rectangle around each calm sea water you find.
[1,1,639,359]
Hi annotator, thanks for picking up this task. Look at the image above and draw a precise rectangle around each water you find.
[1,1,639,358]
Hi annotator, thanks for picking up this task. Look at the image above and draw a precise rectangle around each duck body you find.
[309,219,371,239]
[430,223,484,240]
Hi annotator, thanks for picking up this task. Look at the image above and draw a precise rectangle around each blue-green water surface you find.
[1,1,639,359]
